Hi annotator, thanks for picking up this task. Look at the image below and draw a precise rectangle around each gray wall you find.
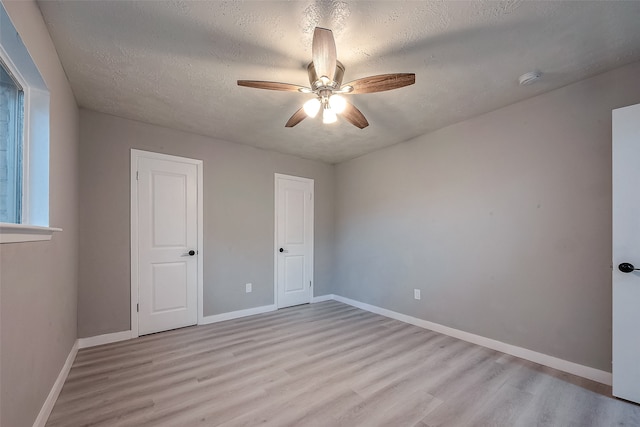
[0,1,79,426]
[78,110,334,337]
[334,61,640,372]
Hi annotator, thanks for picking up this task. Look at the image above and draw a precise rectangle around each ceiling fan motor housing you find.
[308,61,345,90]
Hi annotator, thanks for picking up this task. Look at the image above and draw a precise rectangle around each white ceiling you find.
[38,1,640,164]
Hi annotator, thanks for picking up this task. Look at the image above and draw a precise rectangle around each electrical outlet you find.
[246,283,252,293]
[414,289,421,300]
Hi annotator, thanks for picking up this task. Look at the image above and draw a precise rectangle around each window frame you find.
[0,4,60,244]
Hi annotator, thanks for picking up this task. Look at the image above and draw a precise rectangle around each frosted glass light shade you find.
[329,95,347,114]
[303,98,321,118]
[323,107,337,124]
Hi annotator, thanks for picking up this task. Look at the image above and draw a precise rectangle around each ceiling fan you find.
[238,27,415,129]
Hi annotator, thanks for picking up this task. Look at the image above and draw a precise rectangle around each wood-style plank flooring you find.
[47,301,640,426]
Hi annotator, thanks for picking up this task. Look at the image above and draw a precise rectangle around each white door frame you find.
[274,173,314,308]
[130,149,204,338]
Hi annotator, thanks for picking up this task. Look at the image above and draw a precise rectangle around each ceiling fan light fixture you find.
[303,98,321,118]
[329,95,347,114]
[323,106,337,124]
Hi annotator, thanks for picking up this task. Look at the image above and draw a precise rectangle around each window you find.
[0,3,59,243]
[1,59,24,224]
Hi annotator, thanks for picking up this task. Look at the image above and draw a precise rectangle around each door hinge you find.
[137,303,139,312]
[310,281,312,288]
[136,171,139,180]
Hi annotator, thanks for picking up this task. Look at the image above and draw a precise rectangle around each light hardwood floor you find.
[47,301,639,426]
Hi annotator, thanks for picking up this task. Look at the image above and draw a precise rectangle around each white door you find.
[275,174,314,308]
[133,151,200,336]
[612,103,640,404]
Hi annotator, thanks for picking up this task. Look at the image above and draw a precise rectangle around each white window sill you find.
[0,223,62,244]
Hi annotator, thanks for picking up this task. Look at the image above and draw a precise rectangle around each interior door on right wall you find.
[275,174,314,309]
[612,102,640,404]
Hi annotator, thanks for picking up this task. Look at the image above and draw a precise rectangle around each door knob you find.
[618,262,639,273]
[188,250,196,256]
[279,248,288,253]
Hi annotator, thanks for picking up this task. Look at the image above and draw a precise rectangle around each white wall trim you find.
[130,149,204,337]
[196,154,204,326]
[200,304,277,325]
[32,340,78,427]
[77,330,133,349]
[311,294,334,303]
[0,223,62,243]
[331,294,612,386]
[130,150,138,336]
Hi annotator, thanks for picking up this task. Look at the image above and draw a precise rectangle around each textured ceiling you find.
[38,1,640,164]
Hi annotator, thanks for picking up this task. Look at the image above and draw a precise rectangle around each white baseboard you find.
[200,304,277,325]
[332,294,612,386]
[78,330,133,349]
[311,294,334,303]
[33,340,79,427]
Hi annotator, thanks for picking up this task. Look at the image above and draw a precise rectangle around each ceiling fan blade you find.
[312,27,337,82]
[342,101,369,129]
[343,73,415,94]
[237,80,307,92]
[285,107,307,127]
